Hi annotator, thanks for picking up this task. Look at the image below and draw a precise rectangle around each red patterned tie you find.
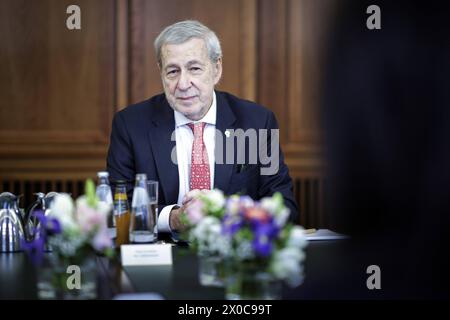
[187,122,210,190]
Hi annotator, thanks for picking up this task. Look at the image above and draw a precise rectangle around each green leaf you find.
[273,192,283,209]
[85,179,98,207]
[103,247,115,258]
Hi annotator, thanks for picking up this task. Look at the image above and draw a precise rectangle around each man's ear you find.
[213,58,223,85]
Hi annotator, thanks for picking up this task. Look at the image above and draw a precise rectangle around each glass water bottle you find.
[129,173,158,243]
[96,171,115,239]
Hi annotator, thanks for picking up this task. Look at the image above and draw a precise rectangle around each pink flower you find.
[185,198,205,224]
[75,196,108,235]
[92,227,112,251]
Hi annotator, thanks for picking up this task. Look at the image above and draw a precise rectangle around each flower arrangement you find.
[181,189,307,294]
[222,192,307,288]
[23,179,114,266]
[182,189,229,257]
[22,179,114,299]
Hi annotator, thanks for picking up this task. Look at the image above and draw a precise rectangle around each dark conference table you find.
[0,239,383,300]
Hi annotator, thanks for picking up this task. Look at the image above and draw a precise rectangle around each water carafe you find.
[0,192,26,252]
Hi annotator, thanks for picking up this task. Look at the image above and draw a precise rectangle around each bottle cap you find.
[135,173,147,180]
[97,171,109,178]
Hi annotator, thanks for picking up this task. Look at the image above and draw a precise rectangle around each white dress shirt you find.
[157,92,217,232]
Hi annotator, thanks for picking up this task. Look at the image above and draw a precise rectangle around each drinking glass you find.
[147,180,159,239]
[129,175,157,243]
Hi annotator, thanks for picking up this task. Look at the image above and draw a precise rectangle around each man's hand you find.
[169,207,186,232]
[169,189,203,232]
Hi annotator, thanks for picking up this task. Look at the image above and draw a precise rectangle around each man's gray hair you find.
[154,20,222,66]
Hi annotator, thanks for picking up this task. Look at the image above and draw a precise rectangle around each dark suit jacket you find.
[107,90,298,223]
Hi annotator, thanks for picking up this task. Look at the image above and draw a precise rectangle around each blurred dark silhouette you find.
[322,0,450,298]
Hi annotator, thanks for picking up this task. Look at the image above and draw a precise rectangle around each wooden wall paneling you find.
[20,180,25,200]
[258,0,288,144]
[258,0,340,227]
[300,178,307,226]
[318,177,325,227]
[0,177,88,208]
[0,0,115,147]
[285,0,328,174]
[129,0,256,104]
[0,0,117,187]
[287,0,336,145]
[258,0,338,178]
[238,0,257,101]
[116,0,130,110]
[0,0,48,133]
[286,0,338,227]
[51,180,57,193]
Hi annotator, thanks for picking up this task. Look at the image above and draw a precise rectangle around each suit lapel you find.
[214,92,236,193]
[147,99,179,204]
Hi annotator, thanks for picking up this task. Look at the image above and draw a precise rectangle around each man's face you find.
[160,38,222,121]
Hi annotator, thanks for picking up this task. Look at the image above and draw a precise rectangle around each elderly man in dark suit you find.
[107,20,297,234]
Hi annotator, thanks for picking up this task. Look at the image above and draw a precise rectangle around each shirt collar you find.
[174,91,217,127]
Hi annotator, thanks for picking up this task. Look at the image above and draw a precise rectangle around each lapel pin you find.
[225,130,230,138]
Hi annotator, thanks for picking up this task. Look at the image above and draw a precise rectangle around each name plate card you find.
[120,244,173,266]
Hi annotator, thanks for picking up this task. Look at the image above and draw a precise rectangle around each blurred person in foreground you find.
[322,0,450,298]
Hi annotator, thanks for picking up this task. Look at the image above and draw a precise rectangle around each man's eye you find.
[190,67,201,72]
[167,70,178,76]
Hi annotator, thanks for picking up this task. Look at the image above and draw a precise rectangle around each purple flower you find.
[223,194,296,264]
[92,226,112,252]
[225,197,240,216]
[22,210,62,266]
[222,213,244,235]
[47,218,62,235]
[251,218,279,240]
[252,236,273,258]
[250,219,280,257]
[238,196,255,208]
[21,236,45,265]
[32,211,62,236]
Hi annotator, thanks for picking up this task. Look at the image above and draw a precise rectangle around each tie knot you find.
[187,122,206,133]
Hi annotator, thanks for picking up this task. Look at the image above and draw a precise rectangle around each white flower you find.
[49,234,85,257]
[261,197,277,215]
[271,247,305,287]
[189,216,228,256]
[287,226,308,250]
[226,195,241,215]
[235,240,255,260]
[274,208,290,227]
[261,194,290,227]
[49,193,77,230]
[214,236,231,256]
[203,189,225,212]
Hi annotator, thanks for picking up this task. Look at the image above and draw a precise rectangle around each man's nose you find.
[177,71,192,91]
